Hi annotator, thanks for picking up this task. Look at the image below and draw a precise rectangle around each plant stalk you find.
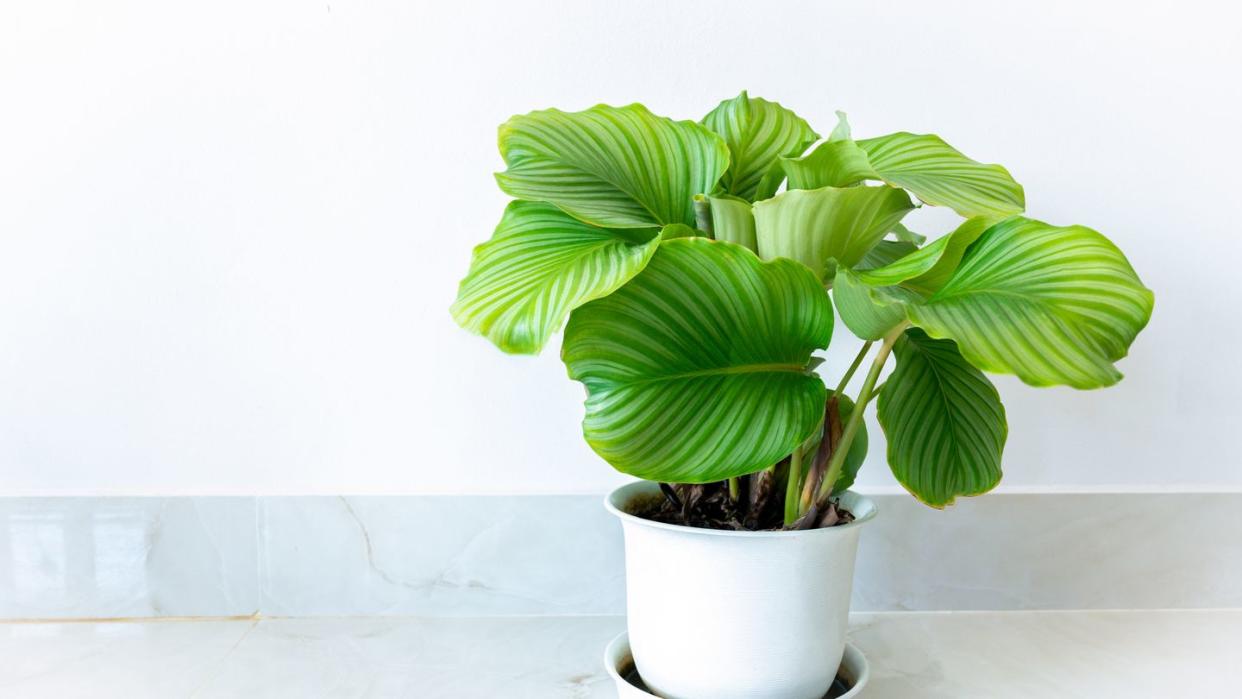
[798,396,842,515]
[833,341,873,398]
[783,444,805,525]
[728,476,740,502]
[814,323,908,506]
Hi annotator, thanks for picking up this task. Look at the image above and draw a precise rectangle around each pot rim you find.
[604,480,878,539]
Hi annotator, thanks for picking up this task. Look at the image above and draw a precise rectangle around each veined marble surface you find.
[0,498,258,618]
[1,493,1240,618]
[0,611,1238,697]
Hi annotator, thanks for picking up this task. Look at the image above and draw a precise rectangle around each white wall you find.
[2,0,1239,495]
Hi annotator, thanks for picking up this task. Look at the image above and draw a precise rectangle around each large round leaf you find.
[753,185,915,281]
[496,103,729,229]
[562,238,833,483]
[450,202,661,354]
[702,92,819,202]
[878,329,1007,508]
[908,217,1154,389]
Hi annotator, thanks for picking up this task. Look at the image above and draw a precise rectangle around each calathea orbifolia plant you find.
[452,92,1153,529]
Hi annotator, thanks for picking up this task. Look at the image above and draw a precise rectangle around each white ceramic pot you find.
[605,481,877,699]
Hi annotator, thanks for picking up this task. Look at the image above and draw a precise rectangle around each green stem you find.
[833,341,873,398]
[728,477,740,502]
[815,323,907,505]
[783,444,805,526]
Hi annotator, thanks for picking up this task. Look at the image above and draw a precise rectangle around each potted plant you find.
[451,92,1153,699]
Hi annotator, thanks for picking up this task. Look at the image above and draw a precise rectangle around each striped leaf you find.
[878,329,1007,508]
[836,217,1008,340]
[833,266,918,340]
[702,92,819,202]
[858,132,1025,217]
[451,202,660,354]
[562,238,833,483]
[855,216,995,295]
[496,103,729,228]
[753,185,915,281]
[696,194,757,251]
[781,139,875,191]
[908,217,1155,389]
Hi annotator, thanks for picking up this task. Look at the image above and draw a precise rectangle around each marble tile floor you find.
[1,610,1238,698]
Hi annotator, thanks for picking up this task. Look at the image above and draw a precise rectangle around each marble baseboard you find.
[0,492,1239,619]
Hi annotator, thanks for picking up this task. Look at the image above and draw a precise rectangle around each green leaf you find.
[857,132,1025,217]
[702,92,819,202]
[496,103,729,228]
[908,217,1155,389]
[891,223,926,246]
[695,194,757,251]
[451,202,662,354]
[828,111,852,143]
[562,238,833,483]
[658,223,702,240]
[781,140,875,191]
[878,328,1007,508]
[833,266,920,340]
[855,216,995,295]
[830,394,869,495]
[857,241,918,271]
[753,185,915,280]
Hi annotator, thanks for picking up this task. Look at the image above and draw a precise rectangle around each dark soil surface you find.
[620,661,854,697]
[628,480,854,532]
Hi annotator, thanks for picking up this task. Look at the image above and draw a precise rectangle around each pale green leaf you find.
[857,241,918,271]
[858,132,1025,217]
[496,103,729,228]
[878,328,1007,508]
[753,160,787,202]
[856,216,995,295]
[891,222,926,246]
[451,202,661,354]
[828,111,852,143]
[908,217,1154,388]
[781,139,875,191]
[562,238,833,483]
[659,222,702,240]
[695,194,757,251]
[702,92,819,202]
[833,266,920,340]
[753,185,915,280]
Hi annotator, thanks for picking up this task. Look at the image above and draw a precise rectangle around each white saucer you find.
[603,631,869,698]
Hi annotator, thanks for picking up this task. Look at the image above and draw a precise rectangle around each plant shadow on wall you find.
[451,92,1154,530]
